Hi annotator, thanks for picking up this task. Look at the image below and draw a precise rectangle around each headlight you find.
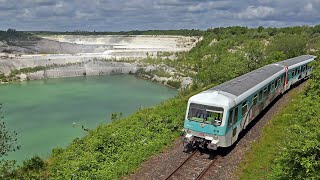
[213,135,218,140]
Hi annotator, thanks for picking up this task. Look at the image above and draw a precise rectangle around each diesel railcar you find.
[182,55,316,150]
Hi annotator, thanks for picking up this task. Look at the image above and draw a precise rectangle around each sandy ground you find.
[125,81,308,180]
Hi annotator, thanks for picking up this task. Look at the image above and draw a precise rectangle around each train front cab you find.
[182,100,231,151]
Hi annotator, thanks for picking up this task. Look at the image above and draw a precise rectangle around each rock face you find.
[0,35,199,88]
[27,61,139,80]
[0,35,200,75]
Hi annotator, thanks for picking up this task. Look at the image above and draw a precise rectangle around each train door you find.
[283,67,290,92]
[231,106,239,144]
[302,65,307,78]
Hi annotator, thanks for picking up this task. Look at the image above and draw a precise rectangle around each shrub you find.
[167,80,181,89]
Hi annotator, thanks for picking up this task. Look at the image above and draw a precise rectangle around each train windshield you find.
[187,103,224,126]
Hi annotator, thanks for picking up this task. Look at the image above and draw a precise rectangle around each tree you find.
[267,33,307,58]
[244,40,265,70]
[257,26,264,33]
[0,104,20,157]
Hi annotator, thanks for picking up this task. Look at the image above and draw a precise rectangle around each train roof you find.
[206,64,283,97]
[205,55,316,98]
[277,55,316,67]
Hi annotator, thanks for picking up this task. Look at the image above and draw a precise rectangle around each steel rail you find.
[165,150,198,180]
[195,155,218,180]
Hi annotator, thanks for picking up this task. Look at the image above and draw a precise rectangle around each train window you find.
[303,65,306,72]
[297,68,300,74]
[275,79,278,88]
[292,69,295,77]
[242,101,248,117]
[188,106,224,126]
[277,78,281,86]
[233,107,238,125]
[263,87,268,97]
[271,82,275,91]
[259,90,263,100]
[206,111,223,126]
[253,94,258,105]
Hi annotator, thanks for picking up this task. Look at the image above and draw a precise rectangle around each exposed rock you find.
[27,71,45,80]
[26,61,139,80]
[145,65,157,72]
[180,77,193,89]
[20,73,27,81]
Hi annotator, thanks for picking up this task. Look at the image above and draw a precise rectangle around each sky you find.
[1,0,320,31]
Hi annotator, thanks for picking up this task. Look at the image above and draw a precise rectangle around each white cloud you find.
[304,3,313,11]
[237,6,275,19]
[16,8,33,19]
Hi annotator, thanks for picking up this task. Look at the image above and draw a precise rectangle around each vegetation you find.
[0,156,48,179]
[167,80,182,89]
[0,29,38,46]
[0,104,20,157]
[2,25,320,179]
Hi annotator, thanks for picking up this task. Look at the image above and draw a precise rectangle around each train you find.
[182,55,316,150]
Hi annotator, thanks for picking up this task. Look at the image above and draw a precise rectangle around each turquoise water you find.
[0,75,177,162]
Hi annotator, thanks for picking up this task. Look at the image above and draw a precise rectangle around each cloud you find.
[237,6,275,19]
[0,0,319,31]
[304,3,313,11]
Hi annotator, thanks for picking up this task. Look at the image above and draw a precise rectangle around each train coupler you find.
[207,143,218,150]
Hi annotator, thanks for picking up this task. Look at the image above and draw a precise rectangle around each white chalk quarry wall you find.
[41,35,199,50]
[26,61,139,80]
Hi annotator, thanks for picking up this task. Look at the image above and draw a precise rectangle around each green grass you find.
[236,84,306,179]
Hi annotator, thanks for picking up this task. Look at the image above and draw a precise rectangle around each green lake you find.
[0,75,177,162]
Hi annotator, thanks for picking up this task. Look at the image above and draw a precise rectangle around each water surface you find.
[0,75,176,162]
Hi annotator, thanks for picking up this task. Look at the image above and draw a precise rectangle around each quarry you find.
[0,35,200,88]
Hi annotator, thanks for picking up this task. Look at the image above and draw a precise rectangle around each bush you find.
[167,80,181,89]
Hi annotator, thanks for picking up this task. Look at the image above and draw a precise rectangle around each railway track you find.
[165,150,218,180]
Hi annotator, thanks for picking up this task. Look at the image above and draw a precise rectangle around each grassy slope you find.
[49,96,187,179]
[235,83,307,179]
